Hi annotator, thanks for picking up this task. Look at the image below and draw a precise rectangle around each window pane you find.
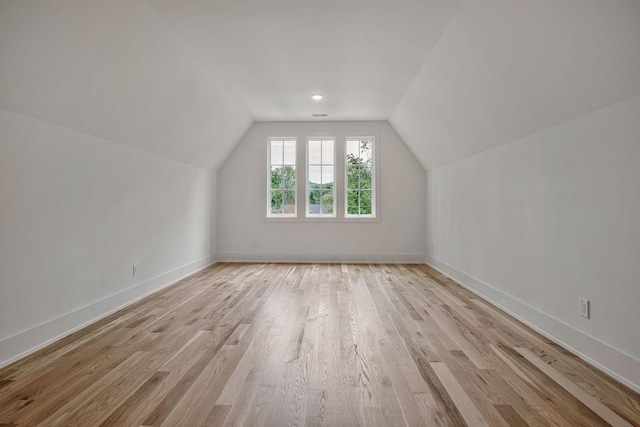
[346,165,360,190]
[308,165,322,187]
[271,140,283,165]
[308,140,322,164]
[322,165,334,185]
[283,140,296,165]
[346,150,361,168]
[322,140,334,165]
[359,164,372,190]
[281,166,296,189]
[360,190,372,215]
[283,190,296,213]
[308,190,322,214]
[347,190,359,215]
[359,140,372,163]
[321,187,334,213]
[347,140,359,159]
[271,166,283,189]
[271,189,283,214]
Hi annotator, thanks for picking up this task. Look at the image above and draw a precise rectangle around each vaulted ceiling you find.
[2,0,639,170]
[146,0,461,122]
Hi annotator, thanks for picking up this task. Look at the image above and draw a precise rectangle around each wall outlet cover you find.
[579,297,589,319]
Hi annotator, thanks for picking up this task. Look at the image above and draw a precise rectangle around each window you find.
[268,138,296,217]
[264,134,377,221]
[307,138,335,217]
[346,138,375,217]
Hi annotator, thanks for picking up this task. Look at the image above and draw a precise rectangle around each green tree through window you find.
[271,165,296,214]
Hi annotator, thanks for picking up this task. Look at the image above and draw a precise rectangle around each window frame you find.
[262,131,380,223]
[306,137,336,218]
[344,136,376,219]
[266,137,298,218]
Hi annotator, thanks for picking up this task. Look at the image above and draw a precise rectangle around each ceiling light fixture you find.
[311,94,324,100]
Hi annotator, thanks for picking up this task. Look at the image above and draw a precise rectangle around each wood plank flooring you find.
[0,263,639,426]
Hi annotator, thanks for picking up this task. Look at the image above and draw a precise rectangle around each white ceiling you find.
[390,0,640,169]
[2,0,639,170]
[146,0,462,121]
[0,0,253,170]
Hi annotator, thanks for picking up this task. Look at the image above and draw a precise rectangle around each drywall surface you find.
[391,0,640,170]
[0,109,217,366]
[147,0,461,121]
[218,121,426,263]
[0,0,252,170]
[426,95,640,390]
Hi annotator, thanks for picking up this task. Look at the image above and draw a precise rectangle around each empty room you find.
[1,0,639,426]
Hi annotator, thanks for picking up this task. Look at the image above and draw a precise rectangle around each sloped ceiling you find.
[146,0,461,121]
[0,0,253,170]
[390,0,640,170]
[2,0,639,170]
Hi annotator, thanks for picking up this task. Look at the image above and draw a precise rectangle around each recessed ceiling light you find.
[311,94,324,100]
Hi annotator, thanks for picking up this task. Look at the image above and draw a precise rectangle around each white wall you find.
[426,95,640,391]
[0,109,217,366]
[218,121,426,263]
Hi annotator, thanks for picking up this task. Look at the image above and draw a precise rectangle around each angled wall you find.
[425,95,640,391]
[0,0,249,366]
[0,110,218,366]
[389,0,640,391]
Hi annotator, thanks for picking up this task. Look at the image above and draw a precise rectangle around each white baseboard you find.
[0,255,217,369]
[218,252,426,264]
[425,255,640,393]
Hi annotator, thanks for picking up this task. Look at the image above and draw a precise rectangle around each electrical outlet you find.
[579,297,589,319]
[133,263,139,276]
[251,240,258,248]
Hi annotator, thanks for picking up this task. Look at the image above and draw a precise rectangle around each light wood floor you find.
[0,263,639,426]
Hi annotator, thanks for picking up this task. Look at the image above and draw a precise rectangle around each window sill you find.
[262,216,380,223]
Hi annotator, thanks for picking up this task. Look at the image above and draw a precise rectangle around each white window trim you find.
[262,131,380,223]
